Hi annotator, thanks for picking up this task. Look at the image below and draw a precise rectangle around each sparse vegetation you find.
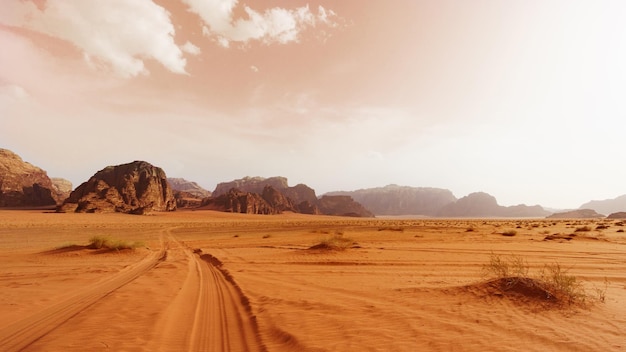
[502,230,517,237]
[88,235,143,251]
[482,253,604,306]
[378,226,404,232]
[309,234,357,251]
[575,226,592,232]
[262,234,271,239]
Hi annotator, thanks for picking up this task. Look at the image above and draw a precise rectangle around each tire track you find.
[163,231,265,352]
[0,234,167,352]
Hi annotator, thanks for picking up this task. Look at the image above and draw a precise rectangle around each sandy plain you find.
[0,210,624,351]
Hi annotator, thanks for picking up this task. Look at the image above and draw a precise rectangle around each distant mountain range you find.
[2,147,625,218]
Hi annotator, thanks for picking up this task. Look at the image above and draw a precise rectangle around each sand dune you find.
[0,210,624,351]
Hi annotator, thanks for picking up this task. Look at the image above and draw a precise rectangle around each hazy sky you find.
[1,0,625,209]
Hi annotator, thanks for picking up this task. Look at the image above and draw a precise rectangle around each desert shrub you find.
[88,236,142,250]
[465,227,475,232]
[378,227,404,232]
[538,263,586,303]
[595,225,609,230]
[575,226,592,232]
[482,253,528,279]
[310,234,356,251]
[502,230,517,237]
[262,234,271,239]
[483,254,598,305]
[617,229,624,233]
[89,235,110,249]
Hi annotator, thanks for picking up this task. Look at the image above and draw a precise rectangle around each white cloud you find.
[183,0,337,46]
[181,41,201,55]
[0,0,187,77]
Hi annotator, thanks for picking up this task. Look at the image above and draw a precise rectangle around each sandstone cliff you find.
[579,195,626,216]
[168,178,211,198]
[201,188,279,214]
[58,161,176,214]
[50,177,72,204]
[437,192,550,218]
[546,209,605,219]
[326,184,457,216]
[317,195,374,217]
[0,148,57,207]
[212,176,289,197]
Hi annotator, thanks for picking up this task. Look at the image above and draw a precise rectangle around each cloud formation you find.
[183,0,337,47]
[1,0,187,77]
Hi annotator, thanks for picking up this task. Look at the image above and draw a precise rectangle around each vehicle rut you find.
[0,235,167,352]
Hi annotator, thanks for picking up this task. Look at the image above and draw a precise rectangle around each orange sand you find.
[0,210,624,351]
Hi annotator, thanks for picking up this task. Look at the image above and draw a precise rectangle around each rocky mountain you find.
[607,212,626,219]
[167,178,211,198]
[317,195,374,217]
[205,176,372,217]
[213,176,289,197]
[546,209,605,219]
[0,148,57,207]
[326,184,457,216]
[437,192,550,218]
[201,187,287,215]
[579,195,626,216]
[50,177,72,204]
[173,191,204,209]
[58,161,176,214]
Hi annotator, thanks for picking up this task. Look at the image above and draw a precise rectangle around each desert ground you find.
[0,210,624,351]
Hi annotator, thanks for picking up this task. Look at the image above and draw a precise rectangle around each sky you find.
[1,0,625,209]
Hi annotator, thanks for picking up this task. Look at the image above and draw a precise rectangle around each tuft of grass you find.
[310,234,356,251]
[88,236,143,251]
[574,226,592,232]
[483,253,599,306]
[502,230,518,237]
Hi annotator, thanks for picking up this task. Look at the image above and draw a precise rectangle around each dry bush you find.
[502,230,518,237]
[88,235,143,250]
[482,253,603,306]
[310,234,357,251]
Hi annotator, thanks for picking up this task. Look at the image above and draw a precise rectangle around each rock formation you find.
[437,192,550,218]
[0,148,57,207]
[317,195,374,217]
[212,176,289,197]
[579,195,626,216]
[50,177,72,204]
[607,212,626,219]
[326,184,457,216]
[167,178,211,198]
[202,188,279,214]
[173,191,204,209]
[206,176,371,217]
[58,161,176,214]
[546,209,604,219]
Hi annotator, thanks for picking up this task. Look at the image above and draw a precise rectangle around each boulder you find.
[58,161,176,214]
[0,148,56,207]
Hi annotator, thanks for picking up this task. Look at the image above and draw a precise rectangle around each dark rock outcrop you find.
[579,195,626,216]
[58,161,176,214]
[0,148,57,207]
[326,184,457,216]
[50,177,72,204]
[317,195,374,217]
[205,176,371,217]
[173,191,204,209]
[546,209,604,219]
[212,176,289,197]
[202,188,279,214]
[437,192,550,218]
[168,178,211,198]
